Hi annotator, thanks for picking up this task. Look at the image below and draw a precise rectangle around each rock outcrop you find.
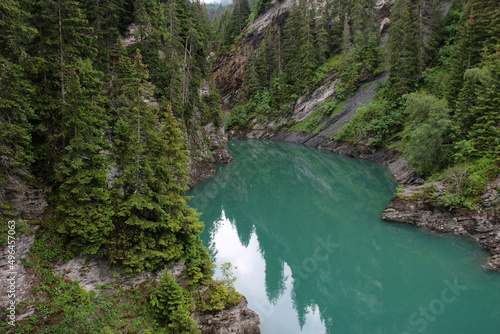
[53,255,260,333]
[0,231,260,333]
[0,226,39,322]
[188,122,233,188]
[192,295,261,334]
[382,178,500,271]
[212,0,293,107]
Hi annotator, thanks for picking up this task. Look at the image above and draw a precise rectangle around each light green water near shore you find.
[188,140,500,334]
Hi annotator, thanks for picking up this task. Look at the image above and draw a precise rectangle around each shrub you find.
[195,283,241,312]
[402,93,454,175]
[225,104,248,129]
[437,157,499,209]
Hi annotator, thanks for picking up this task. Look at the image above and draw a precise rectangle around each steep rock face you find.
[0,226,39,322]
[0,176,47,217]
[192,295,261,334]
[212,0,293,107]
[382,178,500,271]
[213,0,396,108]
[187,104,233,188]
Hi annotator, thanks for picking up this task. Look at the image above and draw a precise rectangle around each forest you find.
[0,0,499,332]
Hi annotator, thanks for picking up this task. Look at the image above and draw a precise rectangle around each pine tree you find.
[315,8,330,64]
[108,51,203,273]
[256,27,277,89]
[55,59,114,254]
[0,0,37,220]
[342,13,352,58]
[28,0,96,180]
[297,0,318,92]
[387,0,420,99]
[469,55,500,160]
[445,0,499,110]
[282,2,302,91]
[82,0,127,68]
[225,0,251,44]
[150,271,199,333]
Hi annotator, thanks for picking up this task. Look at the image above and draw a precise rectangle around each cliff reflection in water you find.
[188,140,499,333]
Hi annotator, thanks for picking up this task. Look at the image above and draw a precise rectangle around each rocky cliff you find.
[212,0,395,109]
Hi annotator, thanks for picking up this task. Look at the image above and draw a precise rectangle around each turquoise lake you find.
[187,140,500,333]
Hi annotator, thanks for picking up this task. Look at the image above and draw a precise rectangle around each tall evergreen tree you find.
[108,50,203,272]
[225,0,251,44]
[0,0,37,217]
[387,0,420,99]
[315,8,330,64]
[469,55,500,160]
[55,59,114,254]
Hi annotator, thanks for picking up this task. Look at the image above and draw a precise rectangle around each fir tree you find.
[315,8,330,64]
[0,0,37,220]
[108,51,203,273]
[225,0,251,44]
[55,59,114,254]
[469,55,500,160]
[150,271,200,333]
[387,0,420,99]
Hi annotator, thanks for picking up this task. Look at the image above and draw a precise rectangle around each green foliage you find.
[183,237,214,288]
[150,271,200,333]
[195,283,241,312]
[251,0,272,19]
[225,104,249,129]
[29,219,69,266]
[225,0,251,45]
[336,98,394,143]
[201,88,223,127]
[217,262,238,287]
[437,157,499,209]
[386,0,420,99]
[402,93,454,175]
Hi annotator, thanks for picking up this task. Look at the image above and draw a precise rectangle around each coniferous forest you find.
[0,0,499,332]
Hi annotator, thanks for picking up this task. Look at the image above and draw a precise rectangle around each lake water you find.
[188,140,500,334]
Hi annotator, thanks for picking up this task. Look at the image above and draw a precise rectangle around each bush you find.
[225,104,248,129]
[336,98,390,142]
[437,157,499,209]
[195,283,241,312]
[402,93,454,175]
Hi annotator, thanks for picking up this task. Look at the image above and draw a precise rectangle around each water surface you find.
[188,140,500,334]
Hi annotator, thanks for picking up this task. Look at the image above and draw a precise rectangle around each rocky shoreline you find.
[382,180,500,271]
[229,129,500,272]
